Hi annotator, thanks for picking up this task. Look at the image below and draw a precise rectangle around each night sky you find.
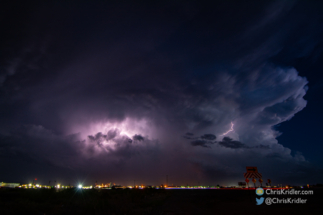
[1,0,323,186]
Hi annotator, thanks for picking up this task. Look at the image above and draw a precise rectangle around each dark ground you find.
[0,188,322,215]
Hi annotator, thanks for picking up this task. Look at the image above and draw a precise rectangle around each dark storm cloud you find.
[186,133,217,148]
[0,124,160,184]
[185,135,269,150]
[0,1,309,133]
[87,129,130,148]
[201,134,216,140]
[0,125,82,168]
[253,144,270,149]
[133,134,144,142]
[183,132,197,140]
[86,129,152,157]
[190,140,209,148]
[88,132,107,147]
[218,137,248,149]
[1,0,323,184]
[107,129,119,140]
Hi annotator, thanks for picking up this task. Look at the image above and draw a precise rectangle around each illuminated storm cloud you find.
[0,0,322,185]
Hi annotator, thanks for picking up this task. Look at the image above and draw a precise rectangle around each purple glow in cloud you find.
[1,0,322,186]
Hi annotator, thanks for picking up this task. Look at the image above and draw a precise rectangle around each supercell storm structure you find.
[2,0,323,185]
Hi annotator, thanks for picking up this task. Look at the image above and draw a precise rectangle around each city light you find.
[1,181,305,191]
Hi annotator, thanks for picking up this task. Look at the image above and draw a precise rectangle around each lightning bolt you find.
[221,122,234,136]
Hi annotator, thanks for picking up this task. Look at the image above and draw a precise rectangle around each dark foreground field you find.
[0,188,322,215]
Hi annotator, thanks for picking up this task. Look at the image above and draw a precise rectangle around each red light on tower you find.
[35,178,37,180]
